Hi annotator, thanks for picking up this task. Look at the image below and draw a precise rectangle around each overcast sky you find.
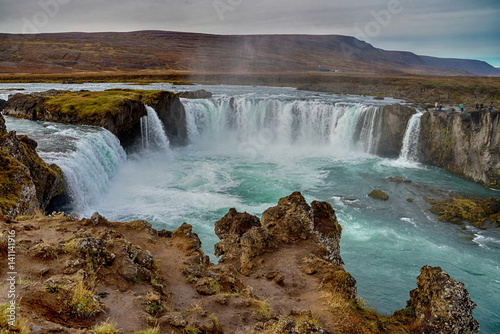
[1,0,499,66]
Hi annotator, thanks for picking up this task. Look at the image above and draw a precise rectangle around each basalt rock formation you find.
[406,265,479,334]
[3,89,189,148]
[420,110,500,189]
[142,90,189,146]
[0,113,65,217]
[0,193,479,333]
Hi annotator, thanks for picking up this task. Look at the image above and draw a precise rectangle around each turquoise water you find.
[2,83,499,333]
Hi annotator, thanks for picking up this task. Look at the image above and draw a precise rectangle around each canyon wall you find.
[420,110,500,189]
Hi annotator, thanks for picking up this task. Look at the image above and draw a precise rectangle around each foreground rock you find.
[420,110,500,189]
[0,113,65,217]
[0,193,479,333]
[406,266,479,334]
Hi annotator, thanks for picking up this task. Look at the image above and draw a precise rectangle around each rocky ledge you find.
[2,89,192,148]
[0,193,479,333]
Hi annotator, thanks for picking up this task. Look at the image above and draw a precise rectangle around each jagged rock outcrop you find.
[215,192,344,272]
[0,113,65,217]
[420,110,500,189]
[406,265,480,334]
[373,104,416,158]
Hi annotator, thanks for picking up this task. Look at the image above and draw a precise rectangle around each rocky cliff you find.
[373,104,416,158]
[420,110,500,189]
[0,193,479,333]
[0,113,65,217]
[3,89,189,148]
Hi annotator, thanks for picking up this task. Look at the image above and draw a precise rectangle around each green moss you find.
[0,148,32,214]
[428,197,500,228]
[42,89,164,120]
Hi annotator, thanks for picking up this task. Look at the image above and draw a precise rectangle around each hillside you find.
[0,30,499,77]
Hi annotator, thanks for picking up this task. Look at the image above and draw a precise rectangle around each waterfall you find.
[182,97,382,155]
[40,127,127,214]
[140,106,170,151]
[397,111,423,164]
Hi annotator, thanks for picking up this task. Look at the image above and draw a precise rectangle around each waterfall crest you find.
[397,111,423,164]
[182,97,383,155]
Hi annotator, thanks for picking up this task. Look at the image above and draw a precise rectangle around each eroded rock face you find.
[421,110,500,189]
[406,265,479,334]
[0,114,65,216]
[214,208,261,258]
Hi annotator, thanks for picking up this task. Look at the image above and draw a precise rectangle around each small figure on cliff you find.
[435,102,439,110]
[475,103,479,111]
[459,103,465,112]
[488,102,494,112]
[438,104,443,111]
[480,103,484,110]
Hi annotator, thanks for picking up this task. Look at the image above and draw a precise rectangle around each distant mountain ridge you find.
[0,30,498,76]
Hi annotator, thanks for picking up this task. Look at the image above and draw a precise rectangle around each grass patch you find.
[0,303,30,333]
[135,327,160,334]
[66,280,101,318]
[250,298,271,319]
[92,319,118,334]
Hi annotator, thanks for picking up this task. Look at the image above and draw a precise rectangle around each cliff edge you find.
[3,89,189,148]
[420,110,500,189]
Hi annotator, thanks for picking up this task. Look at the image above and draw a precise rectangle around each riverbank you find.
[1,72,499,108]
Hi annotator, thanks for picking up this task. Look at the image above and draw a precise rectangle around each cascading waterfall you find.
[42,128,127,214]
[397,111,423,164]
[182,97,383,155]
[140,105,170,151]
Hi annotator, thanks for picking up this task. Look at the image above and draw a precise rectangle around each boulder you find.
[406,266,479,334]
[0,98,6,112]
[368,189,389,200]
